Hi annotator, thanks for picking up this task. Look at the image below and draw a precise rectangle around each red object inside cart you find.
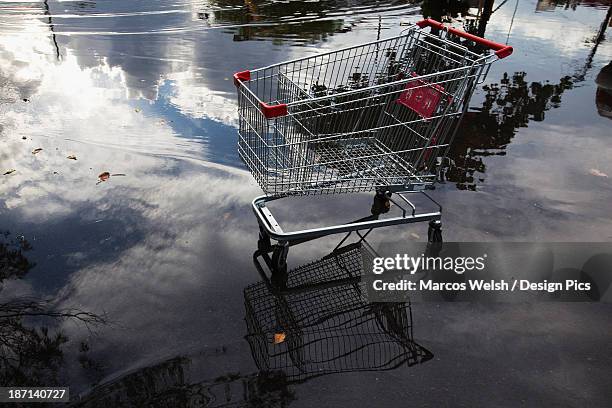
[396,73,446,119]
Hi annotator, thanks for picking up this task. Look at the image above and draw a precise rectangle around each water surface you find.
[1,1,611,406]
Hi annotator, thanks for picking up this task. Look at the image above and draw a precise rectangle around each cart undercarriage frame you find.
[254,189,443,275]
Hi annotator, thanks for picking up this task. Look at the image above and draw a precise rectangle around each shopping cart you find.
[234,19,512,272]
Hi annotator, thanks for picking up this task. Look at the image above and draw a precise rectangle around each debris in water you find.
[410,232,420,240]
[22,136,26,140]
[134,108,141,113]
[589,168,608,178]
[3,169,16,175]
[32,148,43,154]
[273,333,286,344]
[67,155,77,160]
[97,172,111,184]
[96,172,124,184]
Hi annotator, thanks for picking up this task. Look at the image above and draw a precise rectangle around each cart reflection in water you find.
[247,241,432,382]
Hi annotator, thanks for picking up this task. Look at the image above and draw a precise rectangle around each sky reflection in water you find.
[1,0,612,406]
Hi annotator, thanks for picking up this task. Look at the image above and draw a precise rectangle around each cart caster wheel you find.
[428,220,443,243]
[271,244,288,275]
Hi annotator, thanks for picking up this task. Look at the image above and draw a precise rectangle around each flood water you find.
[1,0,612,406]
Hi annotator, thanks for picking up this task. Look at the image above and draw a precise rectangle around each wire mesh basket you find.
[244,244,432,382]
[235,20,512,196]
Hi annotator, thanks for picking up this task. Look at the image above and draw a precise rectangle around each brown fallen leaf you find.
[98,171,110,182]
[32,148,43,154]
[589,168,608,178]
[273,333,286,344]
[3,169,16,175]
[67,155,77,160]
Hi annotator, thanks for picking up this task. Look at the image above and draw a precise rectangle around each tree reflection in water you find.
[419,1,612,190]
[0,232,107,388]
[421,0,470,24]
[596,62,612,118]
[202,0,378,42]
[75,356,295,408]
[447,73,575,190]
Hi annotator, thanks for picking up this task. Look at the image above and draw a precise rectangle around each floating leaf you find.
[67,155,77,160]
[32,148,43,154]
[3,169,16,175]
[98,172,110,182]
[589,168,608,178]
[273,333,286,344]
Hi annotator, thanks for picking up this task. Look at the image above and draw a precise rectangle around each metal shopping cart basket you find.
[234,19,512,273]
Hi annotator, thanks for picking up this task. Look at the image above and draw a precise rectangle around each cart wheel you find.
[427,220,443,243]
[271,244,288,275]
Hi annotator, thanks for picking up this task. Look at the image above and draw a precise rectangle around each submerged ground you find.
[1,1,611,406]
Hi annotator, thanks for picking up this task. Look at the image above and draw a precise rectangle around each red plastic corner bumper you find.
[234,69,287,118]
[233,70,251,87]
[260,102,288,119]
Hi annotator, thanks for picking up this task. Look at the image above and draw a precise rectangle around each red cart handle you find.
[416,19,513,59]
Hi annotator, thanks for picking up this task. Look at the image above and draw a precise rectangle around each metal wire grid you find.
[237,26,492,196]
[244,245,431,381]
